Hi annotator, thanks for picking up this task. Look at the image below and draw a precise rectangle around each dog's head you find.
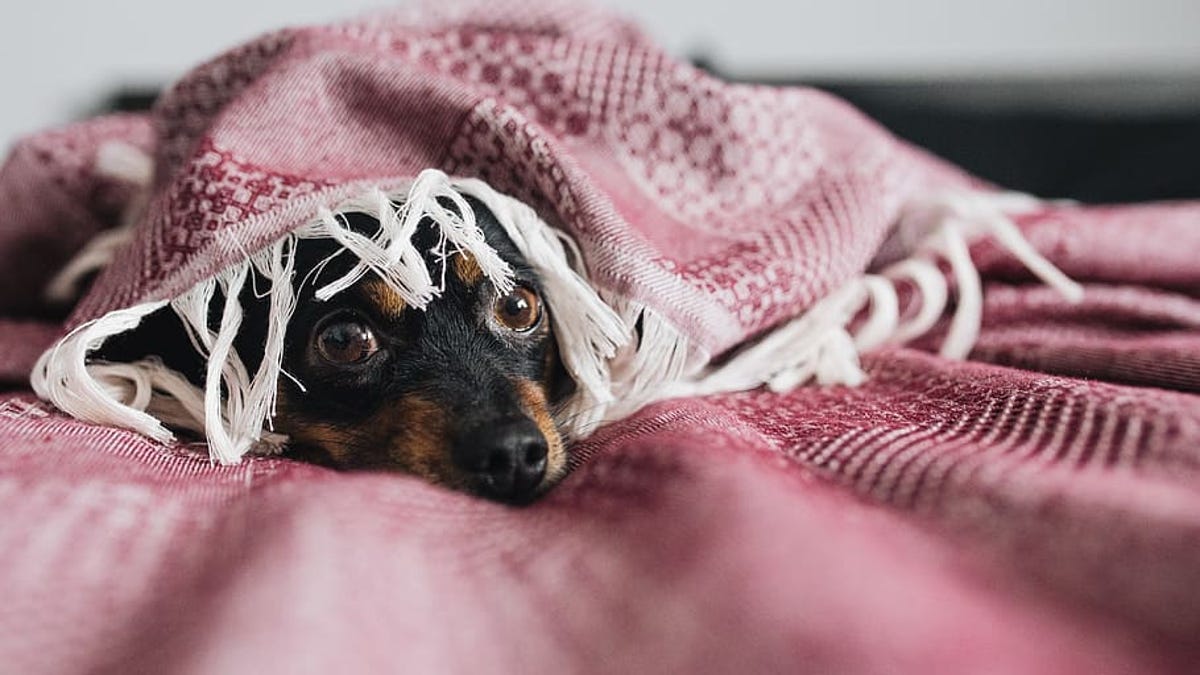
[101,198,576,504]
[268,199,575,503]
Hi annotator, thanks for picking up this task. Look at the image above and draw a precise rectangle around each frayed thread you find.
[34,169,622,461]
[296,171,515,307]
[35,175,1082,463]
[453,177,631,437]
[639,190,1085,407]
[32,300,175,442]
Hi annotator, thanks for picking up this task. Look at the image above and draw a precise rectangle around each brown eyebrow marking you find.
[453,252,484,286]
[359,278,406,320]
[513,378,567,481]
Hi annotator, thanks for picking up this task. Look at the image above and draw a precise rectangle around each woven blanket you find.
[2,1,1200,672]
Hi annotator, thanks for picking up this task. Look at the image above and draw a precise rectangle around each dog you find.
[99,198,574,504]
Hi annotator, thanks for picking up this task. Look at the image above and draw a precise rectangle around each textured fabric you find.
[2,1,1200,672]
[54,0,970,355]
[0,115,152,316]
[3,348,1200,673]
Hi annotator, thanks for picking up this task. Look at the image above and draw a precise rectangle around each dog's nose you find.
[454,419,548,502]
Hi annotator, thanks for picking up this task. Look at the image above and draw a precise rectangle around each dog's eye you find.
[494,285,542,332]
[315,318,380,365]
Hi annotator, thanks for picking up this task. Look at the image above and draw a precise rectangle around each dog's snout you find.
[454,418,548,503]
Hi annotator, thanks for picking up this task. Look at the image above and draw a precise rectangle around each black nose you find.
[453,419,548,502]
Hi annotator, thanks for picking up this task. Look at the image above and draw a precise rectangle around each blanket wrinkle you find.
[0,1,1199,673]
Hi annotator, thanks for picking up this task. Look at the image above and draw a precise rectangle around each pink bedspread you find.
[3,242,1200,672]
[1,1,1199,671]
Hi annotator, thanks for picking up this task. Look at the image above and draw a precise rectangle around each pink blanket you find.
[2,1,1200,672]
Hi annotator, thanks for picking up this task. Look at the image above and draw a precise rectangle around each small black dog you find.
[102,199,574,504]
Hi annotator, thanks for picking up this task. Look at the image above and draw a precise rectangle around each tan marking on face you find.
[359,279,406,321]
[514,378,567,484]
[453,252,483,286]
[275,388,465,489]
[382,395,455,483]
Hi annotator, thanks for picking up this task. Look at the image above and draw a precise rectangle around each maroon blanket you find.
[2,1,1200,672]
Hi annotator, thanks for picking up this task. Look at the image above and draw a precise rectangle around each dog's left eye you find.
[315,318,380,365]
[494,285,542,332]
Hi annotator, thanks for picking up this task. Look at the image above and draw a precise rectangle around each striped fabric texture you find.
[1,1,1199,672]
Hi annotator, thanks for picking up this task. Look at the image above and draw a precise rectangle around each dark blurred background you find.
[698,66,1200,203]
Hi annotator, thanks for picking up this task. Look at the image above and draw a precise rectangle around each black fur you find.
[98,199,573,501]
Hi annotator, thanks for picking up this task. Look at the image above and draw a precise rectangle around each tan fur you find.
[276,391,465,489]
[514,378,567,482]
[452,252,484,286]
[359,279,407,320]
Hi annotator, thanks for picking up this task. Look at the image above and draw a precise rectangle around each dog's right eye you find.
[315,317,380,365]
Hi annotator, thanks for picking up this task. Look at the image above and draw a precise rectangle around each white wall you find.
[2,0,1198,146]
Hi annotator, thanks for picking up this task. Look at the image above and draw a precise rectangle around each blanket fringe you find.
[34,164,1083,462]
[604,296,703,422]
[643,190,1085,407]
[452,177,631,437]
[34,170,538,462]
[32,300,174,442]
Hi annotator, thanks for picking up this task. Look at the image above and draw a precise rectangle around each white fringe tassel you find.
[32,300,174,442]
[33,170,1082,463]
[452,177,631,437]
[645,190,1085,407]
[32,169,547,462]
